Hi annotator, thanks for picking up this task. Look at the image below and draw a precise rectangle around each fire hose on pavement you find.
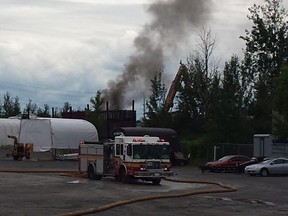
[58,176,237,216]
[0,168,236,216]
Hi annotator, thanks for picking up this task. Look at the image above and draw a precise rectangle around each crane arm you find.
[163,63,187,112]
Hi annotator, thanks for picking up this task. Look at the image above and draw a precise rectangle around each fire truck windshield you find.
[133,144,170,160]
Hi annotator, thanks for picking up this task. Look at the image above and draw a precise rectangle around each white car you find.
[245,158,288,176]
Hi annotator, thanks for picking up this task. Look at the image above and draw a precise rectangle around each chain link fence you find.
[212,143,253,160]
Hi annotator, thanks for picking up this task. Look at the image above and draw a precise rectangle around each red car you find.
[205,155,250,172]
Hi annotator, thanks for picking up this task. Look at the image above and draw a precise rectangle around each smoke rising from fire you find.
[103,0,212,110]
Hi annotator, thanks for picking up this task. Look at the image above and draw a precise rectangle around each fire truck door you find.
[103,144,114,174]
[116,143,124,160]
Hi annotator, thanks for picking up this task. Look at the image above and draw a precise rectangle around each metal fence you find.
[213,143,253,160]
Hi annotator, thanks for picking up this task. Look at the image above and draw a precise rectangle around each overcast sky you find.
[0,0,287,119]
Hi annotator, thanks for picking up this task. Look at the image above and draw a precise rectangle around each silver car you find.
[245,158,288,176]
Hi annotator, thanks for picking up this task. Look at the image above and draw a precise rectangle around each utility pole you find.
[143,94,146,120]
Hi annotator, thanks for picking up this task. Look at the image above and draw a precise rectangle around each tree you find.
[13,96,21,116]
[176,28,218,138]
[143,70,169,127]
[62,102,71,112]
[216,56,253,142]
[240,0,288,133]
[146,70,166,114]
[273,66,288,138]
[2,92,21,118]
[23,99,37,115]
[86,90,106,138]
[195,27,218,117]
[196,27,217,78]
[36,104,51,117]
[2,92,14,118]
[176,57,207,136]
[90,90,105,113]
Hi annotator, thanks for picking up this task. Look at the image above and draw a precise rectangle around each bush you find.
[181,136,214,166]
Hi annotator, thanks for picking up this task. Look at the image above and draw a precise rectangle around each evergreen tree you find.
[62,102,71,112]
[273,66,288,138]
[90,90,104,113]
[176,57,207,136]
[218,56,252,142]
[37,104,51,117]
[143,70,170,127]
[86,90,106,139]
[240,0,288,133]
[2,92,21,118]
[24,99,37,115]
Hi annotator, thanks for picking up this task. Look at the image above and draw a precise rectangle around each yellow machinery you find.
[7,135,33,160]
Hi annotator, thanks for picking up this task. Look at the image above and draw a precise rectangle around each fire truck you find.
[79,135,173,185]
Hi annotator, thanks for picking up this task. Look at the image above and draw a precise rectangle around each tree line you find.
[0,91,73,118]
[143,0,288,159]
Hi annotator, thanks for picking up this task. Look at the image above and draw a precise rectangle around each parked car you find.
[245,158,288,177]
[238,156,269,173]
[170,151,189,166]
[205,155,250,172]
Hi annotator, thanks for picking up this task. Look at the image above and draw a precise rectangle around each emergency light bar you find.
[132,138,145,142]
[132,138,166,142]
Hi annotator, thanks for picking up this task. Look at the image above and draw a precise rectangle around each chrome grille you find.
[145,161,161,169]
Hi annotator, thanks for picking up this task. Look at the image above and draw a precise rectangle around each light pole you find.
[213,145,219,161]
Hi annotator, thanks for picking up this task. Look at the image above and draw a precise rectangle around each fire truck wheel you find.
[95,175,102,180]
[87,164,96,180]
[120,168,128,183]
[152,179,161,185]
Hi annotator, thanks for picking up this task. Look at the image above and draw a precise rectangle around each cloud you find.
[0,0,147,110]
[0,0,287,117]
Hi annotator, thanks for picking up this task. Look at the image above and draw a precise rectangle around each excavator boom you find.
[163,63,187,112]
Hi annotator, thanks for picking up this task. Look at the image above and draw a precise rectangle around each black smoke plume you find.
[103,0,212,109]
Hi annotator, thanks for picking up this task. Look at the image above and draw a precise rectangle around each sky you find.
[0,0,287,119]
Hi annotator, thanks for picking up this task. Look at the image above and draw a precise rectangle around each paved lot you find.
[0,159,287,216]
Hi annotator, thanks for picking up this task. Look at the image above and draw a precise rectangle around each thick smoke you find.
[103,0,212,109]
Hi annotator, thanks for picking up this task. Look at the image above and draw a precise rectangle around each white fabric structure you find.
[0,118,21,146]
[0,117,98,152]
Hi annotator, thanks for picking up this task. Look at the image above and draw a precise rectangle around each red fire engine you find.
[79,135,173,185]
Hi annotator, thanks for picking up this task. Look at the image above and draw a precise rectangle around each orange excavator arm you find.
[163,62,187,112]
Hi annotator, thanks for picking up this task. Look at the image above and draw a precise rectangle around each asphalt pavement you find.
[0,158,287,216]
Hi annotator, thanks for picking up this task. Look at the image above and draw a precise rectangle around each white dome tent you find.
[0,118,21,147]
[0,115,98,159]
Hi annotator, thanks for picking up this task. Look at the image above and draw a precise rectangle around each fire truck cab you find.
[79,135,173,185]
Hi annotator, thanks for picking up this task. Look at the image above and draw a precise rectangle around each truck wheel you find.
[95,174,102,180]
[120,168,128,183]
[152,179,161,185]
[88,165,96,180]
[13,155,19,161]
